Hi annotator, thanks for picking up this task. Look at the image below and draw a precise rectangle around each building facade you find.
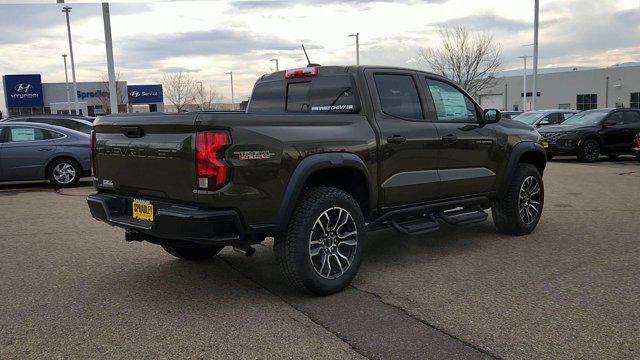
[478,65,640,111]
[3,74,163,117]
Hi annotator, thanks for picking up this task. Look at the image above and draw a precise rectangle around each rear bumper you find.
[87,192,244,245]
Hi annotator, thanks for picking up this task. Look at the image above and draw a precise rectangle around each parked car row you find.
[512,108,640,162]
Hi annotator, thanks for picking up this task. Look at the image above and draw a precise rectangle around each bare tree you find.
[194,83,219,110]
[162,72,197,112]
[98,72,127,115]
[419,26,502,98]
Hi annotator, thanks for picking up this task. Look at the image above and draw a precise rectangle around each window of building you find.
[630,93,640,109]
[374,74,423,120]
[577,94,597,111]
[427,79,478,122]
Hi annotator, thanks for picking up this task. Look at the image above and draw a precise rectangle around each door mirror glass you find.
[539,119,550,126]
[603,119,618,126]
[483,109,501,124]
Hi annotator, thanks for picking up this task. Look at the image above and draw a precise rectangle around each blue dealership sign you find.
[3,74,44,108]
[127,85,163,104]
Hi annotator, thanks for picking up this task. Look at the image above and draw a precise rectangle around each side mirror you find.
[483,109,501,124]
[603,119,618,127]
[539,119,550,126]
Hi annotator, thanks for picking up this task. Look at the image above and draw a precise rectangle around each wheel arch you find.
[497,141,546,197]
[275,153,374,232]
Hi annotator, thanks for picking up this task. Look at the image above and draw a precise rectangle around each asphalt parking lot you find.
[1,158,639,359]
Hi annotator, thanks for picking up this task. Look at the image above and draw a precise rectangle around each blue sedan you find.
[0,122,90,187]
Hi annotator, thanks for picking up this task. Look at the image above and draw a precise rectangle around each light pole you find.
[349,33,360,65]
[532,0,539,110]
[102,2,118,114]
[62,54,72,114]
[62,6,80,115]
[270,58,279,72]
[195,81,204,110]
[225,72,234,110]
[518,55,531,111]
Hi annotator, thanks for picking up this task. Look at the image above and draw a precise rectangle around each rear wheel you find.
[47,158,81,188]
[274,187,365,295]
[578,139,600,162]
[162,245,224,261]
[492,164,544,236]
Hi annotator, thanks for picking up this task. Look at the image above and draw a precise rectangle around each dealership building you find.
[2,74,164,117]
[477,64,640,112]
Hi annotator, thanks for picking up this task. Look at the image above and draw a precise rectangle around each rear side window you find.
[374,74,422,120]
[624,111,640,124]
[607,112,624,125]
[286,82,311,112]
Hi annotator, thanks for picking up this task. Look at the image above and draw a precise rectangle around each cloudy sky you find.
[1,0,639,113]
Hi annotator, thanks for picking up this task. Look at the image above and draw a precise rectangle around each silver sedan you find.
[0,122,90,187]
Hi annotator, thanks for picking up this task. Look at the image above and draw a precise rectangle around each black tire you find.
[492,164,544,236]
[274,187,365,296]
[577,139,600,162]
[162,244,224,261]
[607,155,619,161]
[47,158,81,188]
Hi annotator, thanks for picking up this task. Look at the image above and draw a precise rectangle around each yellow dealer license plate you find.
[132,199,154,222]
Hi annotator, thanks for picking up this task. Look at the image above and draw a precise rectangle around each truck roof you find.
[257,65,443,82]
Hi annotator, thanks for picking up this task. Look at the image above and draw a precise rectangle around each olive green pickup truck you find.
[87,65,546,295]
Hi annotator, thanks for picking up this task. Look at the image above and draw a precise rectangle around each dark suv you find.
[87,65,546,295]
[539,108,640,161]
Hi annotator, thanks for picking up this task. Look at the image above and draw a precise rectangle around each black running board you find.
[367,197,490,235]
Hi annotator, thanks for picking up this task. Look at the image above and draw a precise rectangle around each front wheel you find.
[492,164,544,236]
[274,187,365,295]
[578,139,600,162]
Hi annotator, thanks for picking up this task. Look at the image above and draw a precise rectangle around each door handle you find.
[37,147,53,152]
[387,135,407,144]
[441,134,458,142]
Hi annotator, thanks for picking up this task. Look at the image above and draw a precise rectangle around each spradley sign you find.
[3,74,44,108]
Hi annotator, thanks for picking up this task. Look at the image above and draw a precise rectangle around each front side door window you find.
[426,79,478,123]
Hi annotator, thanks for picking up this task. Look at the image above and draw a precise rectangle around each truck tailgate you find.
[93,113,197,203]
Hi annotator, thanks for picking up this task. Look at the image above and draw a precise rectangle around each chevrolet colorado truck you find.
[87,65,546,295]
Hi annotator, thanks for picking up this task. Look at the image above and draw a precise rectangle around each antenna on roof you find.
[301,44,321,67]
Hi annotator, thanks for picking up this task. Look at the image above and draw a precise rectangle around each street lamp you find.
[195,81,204,110]
[348,33,360,65]
[62,6,80,115]
[225,72,234,110]
[62,54,72,114]
[532,0,540,110]
[518,55,531,111]
[270,58,279,72]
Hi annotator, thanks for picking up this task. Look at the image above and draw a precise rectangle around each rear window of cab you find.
[248,74,359,114]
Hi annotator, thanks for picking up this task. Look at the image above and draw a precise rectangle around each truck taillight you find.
[89,130,95,177]
[284,67,318,79]
[196,131,230,190]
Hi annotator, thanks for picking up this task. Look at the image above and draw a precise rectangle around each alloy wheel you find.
[308,207,358,280]
[518,176,541,225]
[53,163,76,185]
[583,141,600,162]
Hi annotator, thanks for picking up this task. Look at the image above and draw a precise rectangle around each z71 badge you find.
[233,150,275,160]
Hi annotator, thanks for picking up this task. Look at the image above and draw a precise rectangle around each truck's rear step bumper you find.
[87,192,244,245]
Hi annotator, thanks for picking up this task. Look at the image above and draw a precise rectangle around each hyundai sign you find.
[3,74,44,108]
[127,85,163,104]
